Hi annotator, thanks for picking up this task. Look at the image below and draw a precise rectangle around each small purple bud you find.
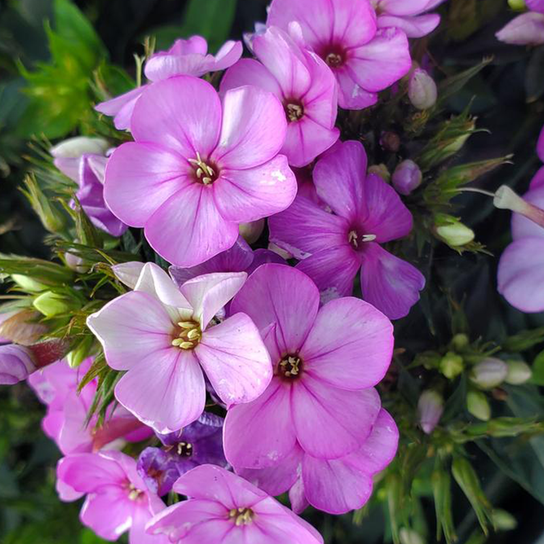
[470,358,508,389]
[408,69,438,110]
[0,344,37,385]
[380,131,401,153]
[392,160,423,196]
[418,390,444,434]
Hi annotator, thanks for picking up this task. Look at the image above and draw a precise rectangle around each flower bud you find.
[368,164,391,182]
[467,390,491,421]
[0,344,37,385]
[451,333,470,351]
[399,528,424,544]
[470,358,508,389]
[33,291,79,318]
[0,310,47,345]
[64,252,90,274]
[435,215,475,247]
[508,0,526,10]
[408,69,438,110]
[418,390,444,434]
[492,509,517,531]
[380,131,401,153]
[440,351,464,379]
[50,136,109,159]
[239,219,265,244]
[392,160,422,196]
[22,176,66,233]
[496,12,544,46]
[504,360,532,385]
[11,274,48,293]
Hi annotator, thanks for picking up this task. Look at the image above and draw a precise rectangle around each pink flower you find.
[221,26,339,167]
[267,0,411,109]
[239,409,398,514]
[104,76,296,266]
[96,36,242,130]
[223,264,393,471]
[87,263,272,433]
[147,465,324,544]
[496,11,544,45]
[269,140,425,320]
[0,344,36,385]
[57,450,168,543]
[372,0,446,38]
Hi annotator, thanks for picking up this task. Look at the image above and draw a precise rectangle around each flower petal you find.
[511,186,544,241]
[496,12,544,46]
[95,86,147,131]
[377,14,440,38]
[221,58,283,97]
[334,66,378,110]
[80,489,133,540]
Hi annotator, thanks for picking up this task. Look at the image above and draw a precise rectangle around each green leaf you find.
[502,326,544,352]
[531,349,544,386]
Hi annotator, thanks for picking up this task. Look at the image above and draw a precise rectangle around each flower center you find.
[284,101,304,122]
[188,152,218,185]
[177,441,193,457]
[172,320,202,349]
[229,507,254,526]
[126,483,144,501]
[348,230,376,249]
[325,52,343,68]
[278,354,303,380]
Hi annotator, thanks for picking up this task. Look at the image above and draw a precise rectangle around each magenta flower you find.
[223,264,393,471]
[0,344,36,385]
[57,450,168,543]
[147,465,324,544]
[267,0,411,110]
[221,26,339,167]
[104,76,296,266]
[269,140,425,320]
[96,36,243,130]
[372,0,446,38]
[496,5,544,46]
[239,409,398,514]
[87,263,272,433]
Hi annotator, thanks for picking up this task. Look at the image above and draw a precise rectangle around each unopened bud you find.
[66,336,93,368]
[467,390,491,421]
[435,215,475,247]
[470,358,508,389]
[440,351,464,379]
[33,291,79,318]
[418,390,444,434]
[508,0,526,10]
[408,69,438,110]
[368,164,391,182]
[399,528,425,544]
[492,509,517,531]
[64,252,90,274]
[12,274,48,293]
[380,131,401,153]
[50,136,109,159]
[112,262,145,290]
[452,333,470,351]
[392,160,422,196]
[239,219,265,244]
[504,360,532,385]
[0,344,37,385]
[22,176,66,234]
[0,309,47,346]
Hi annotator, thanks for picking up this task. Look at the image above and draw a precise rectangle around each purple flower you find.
[87,263,272,433]
[221,26,339,167]
[57,451,168,544]
[373,0,446,38]
[269,140,426,319]
[147,465,324,544]
[137,412,227,496]
[223,264,393,470]
[96,36,243,130]
[496,9,544,45]
[267,0,411,110]
[392,160,423,195]
[0,344,36,385]
[239,409,398,514]
[104,76,296,267]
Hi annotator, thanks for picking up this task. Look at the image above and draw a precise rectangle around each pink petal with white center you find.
[347,27,411,93]
[224,379,297,468]
[301,297,393,390]
[212,86,287,169]
[269,196,350,260]
[495,12,544,45]
[230,264,320,354]
[292,377,381,459]
[180,272,247,328]
[95,85,147,131]
[195,312,272,406]
[334,66,379,110]
[214,155,298,222]
[221,58,283,97]
[360,244,425,320]
[87,291,175,371]
[144,183,239,268]
[498,237,544,313]
[104,142,192,227]
[131,76,222,158]
[377,13,440,38]
[114,348,205,433]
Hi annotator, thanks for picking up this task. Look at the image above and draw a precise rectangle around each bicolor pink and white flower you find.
[87,263,272,433]
[104,76,297,266]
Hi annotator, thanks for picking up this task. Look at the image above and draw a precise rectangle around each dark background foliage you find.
[1,0,544,542]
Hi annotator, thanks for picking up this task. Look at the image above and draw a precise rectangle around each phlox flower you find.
[223,264,394,471]
[57,450,168,543]
[269,140,425,320]
[147,465,324,544]
[87,263,272,434]
[221,26,339,167]
[96,36,242,130]
[104,76,296,266]
[267,0,411,109]
[496,1,544,46]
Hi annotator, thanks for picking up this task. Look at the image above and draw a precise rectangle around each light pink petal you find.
[80,489,133,540]
[221,58,283,97]
[195,313,272,406]
[498,238,544,313]
[530,166,544,190]
[229,263,320,354]
[56,476,84,501]
[495,12,544,45]
[214,155,298,222]
[95,86,147,131]
[180,272,247,328]
[57,395,92,454]
[360,244,425,320]
[224,379,297,469]
[104,143,192,227]
[169,36,208,55]
[378,0,432,16]
[377,14,440,38]
[144,183,239,268]
[301,297,393,390]
[129,506,169,544]
[292,378,381,459]
[347,27,411,93]
[144,54,212,81]
[114,348,206,433]
[112,262,145,289]
[131,76,222,158]
[268,196,350,260]
[87,291,174,371]
[334,66,378,110]
[538,126,544,162]
[511,186,544,240]
[212,40,244,71]
[212,86,287,169]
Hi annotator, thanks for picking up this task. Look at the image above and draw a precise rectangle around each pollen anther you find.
[229,507,254,526]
